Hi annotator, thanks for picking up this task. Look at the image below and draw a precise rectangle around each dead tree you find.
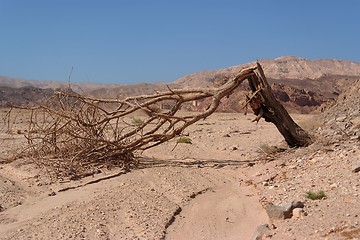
[8,67,256,179]
[246,62,312,147]
[8,63,311,179]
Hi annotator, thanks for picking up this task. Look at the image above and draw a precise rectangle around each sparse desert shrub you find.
[177,137,192,144]
[305,190,326,200]
[131,117,144,126]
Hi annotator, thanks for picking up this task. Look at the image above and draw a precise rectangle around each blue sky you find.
[0,1,359,84]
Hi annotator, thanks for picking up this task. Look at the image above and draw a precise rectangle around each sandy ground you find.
[1,110,359,239]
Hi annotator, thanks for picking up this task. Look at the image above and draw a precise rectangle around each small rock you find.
[351,117,360,126]
[252,224,271,240]
[48,191,56,196]
[330,183,338,189]
[337,122,348,130]
[352,164,360,173]
[308,158,318,164]
[278,161,286,167]
[350,135,360,141]
[223,133,231,137]
[336,115,347,122]
[292,208,304,218]
[247,162,255,167]
[229,145,238,150]
[266,204,291,220]
[265,200,304,220]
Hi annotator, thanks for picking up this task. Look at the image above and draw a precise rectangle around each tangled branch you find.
[10,66,257,179]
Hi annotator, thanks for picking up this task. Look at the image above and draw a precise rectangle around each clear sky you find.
[0,0,359,84]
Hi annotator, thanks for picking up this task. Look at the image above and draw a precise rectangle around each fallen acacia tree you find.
[9,63,311,179]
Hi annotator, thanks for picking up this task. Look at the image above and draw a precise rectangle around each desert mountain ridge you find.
[1,56,360,90]
[174,56,360,87]
[1,56,360,112]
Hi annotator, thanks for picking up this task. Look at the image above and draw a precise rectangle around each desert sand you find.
[1,107,359,240]
[0,111,286,239]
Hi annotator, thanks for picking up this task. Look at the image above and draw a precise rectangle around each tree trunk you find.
[247,62,312,147]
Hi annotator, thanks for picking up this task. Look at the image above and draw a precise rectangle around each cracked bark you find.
[247,62,312,147]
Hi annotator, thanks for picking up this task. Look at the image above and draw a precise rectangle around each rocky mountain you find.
[1,56,360,112]
[175,56,360,87]
[174,56,360,113]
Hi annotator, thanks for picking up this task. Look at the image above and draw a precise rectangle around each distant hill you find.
[174,56,360,87]
[0,76,120,93]
[0,86,54,107]
[1,56,360,112]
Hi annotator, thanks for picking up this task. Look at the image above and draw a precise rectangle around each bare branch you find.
[9,66,260,179]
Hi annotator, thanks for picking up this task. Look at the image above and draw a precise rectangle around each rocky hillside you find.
[319,77,360,139]
[175,56,360,86]
[0,86,54,107]
[247,74,360,240]
[174,56,360,113]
